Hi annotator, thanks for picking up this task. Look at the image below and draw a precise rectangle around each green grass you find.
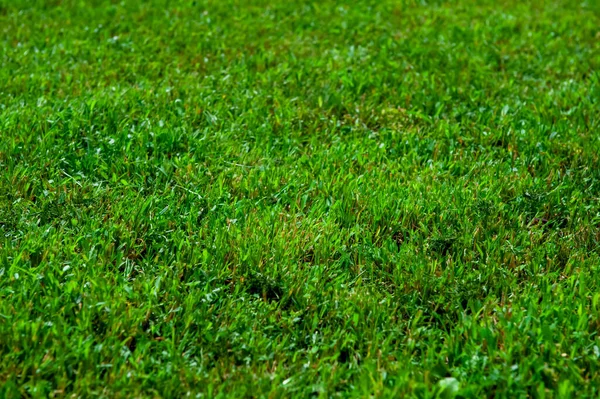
[1,0,600,397]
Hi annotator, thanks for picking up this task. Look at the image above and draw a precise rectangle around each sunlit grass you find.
[1,0,599,397]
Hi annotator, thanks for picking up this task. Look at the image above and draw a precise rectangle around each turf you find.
[1,0,600,397]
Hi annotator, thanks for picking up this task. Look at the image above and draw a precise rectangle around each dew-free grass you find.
[1,0,600,397]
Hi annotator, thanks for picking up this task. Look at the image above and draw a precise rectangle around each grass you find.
[1,0,600,397]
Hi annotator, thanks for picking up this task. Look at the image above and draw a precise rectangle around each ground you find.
[1,0,600,397]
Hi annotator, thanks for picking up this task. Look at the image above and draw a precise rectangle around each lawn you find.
[1,0,600,397]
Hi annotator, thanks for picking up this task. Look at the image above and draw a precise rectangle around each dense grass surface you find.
[1,0,600,397]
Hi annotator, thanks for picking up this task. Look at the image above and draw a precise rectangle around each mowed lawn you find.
[1,0,600,397]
